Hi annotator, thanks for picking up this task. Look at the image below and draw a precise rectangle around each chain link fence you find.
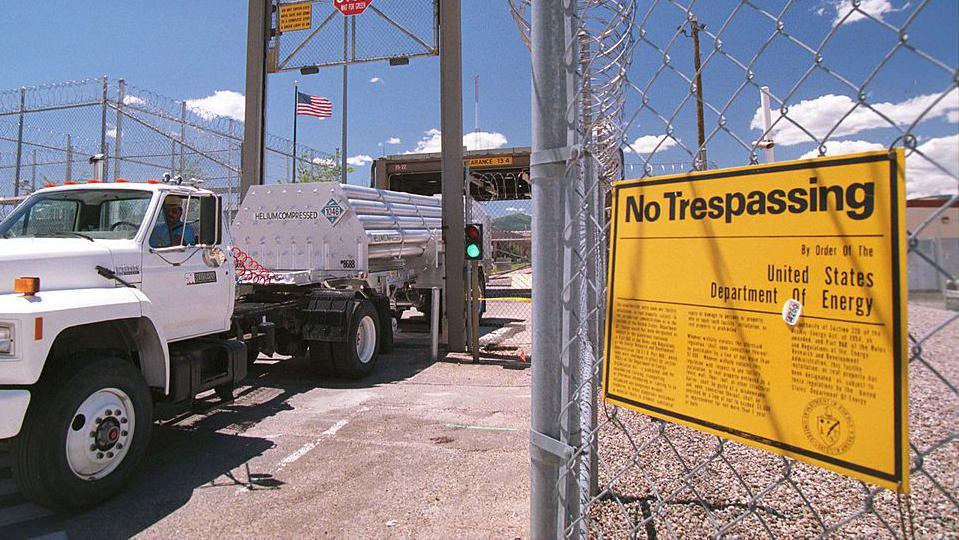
[477,195,533,361]
[0,77,332,218]
[272,0,438,71]
[521,0,958,537]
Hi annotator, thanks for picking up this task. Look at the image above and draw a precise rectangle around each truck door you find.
[139,193,233,341]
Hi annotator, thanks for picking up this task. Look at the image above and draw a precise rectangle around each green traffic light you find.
[466,243,481,259]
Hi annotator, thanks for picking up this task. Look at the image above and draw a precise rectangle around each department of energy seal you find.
[802,398,855,455]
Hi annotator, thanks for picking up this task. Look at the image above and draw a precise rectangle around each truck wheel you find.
[331,300,380,379]
[12,355,153,511]
[308,341,337,377]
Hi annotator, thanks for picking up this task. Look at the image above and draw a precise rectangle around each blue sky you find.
[0,1,530,184]
[1,1,956,196]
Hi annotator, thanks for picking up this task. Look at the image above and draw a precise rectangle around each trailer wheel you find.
[331,300,380,379]
[308,341,337,376]
[12,355,153,511]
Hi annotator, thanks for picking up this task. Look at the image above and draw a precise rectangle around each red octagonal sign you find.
[334,0,372,16]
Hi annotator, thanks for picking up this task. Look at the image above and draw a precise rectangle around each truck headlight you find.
[0,325,13,354]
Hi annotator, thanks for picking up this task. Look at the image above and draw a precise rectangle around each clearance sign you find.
[603,149,908,491]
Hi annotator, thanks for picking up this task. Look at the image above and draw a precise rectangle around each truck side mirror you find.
[199,196,221,245]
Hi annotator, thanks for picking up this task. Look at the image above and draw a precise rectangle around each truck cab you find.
[0,181,241,510]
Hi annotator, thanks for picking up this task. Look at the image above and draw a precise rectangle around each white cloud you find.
[311,156,335,166]
[906,135,958,198]
[410,129,443,153]
[407,129,509,154]
[798,140,885,159]
[798,136,957,198]
[122,94,146,107]
[751,89,959,146]
[386,136,401,145]
[347,154,374,167]
[623,134,678,154]
[105,127,117,139]
[826,0,904,26]
[185,90,245,122]
[370,77,382,84]
[463,131,509,150]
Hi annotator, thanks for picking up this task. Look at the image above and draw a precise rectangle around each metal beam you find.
[241,0,272,198]
[440,0,465,352]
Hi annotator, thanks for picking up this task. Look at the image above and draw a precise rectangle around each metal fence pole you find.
[115,78,125,180]
[99,76,109,181]
[65,134,72,181]
[179,101,186,176]
[14,87,25,197]
[529,0,575,537]
[30,149,36,192]
[583,153,601,500]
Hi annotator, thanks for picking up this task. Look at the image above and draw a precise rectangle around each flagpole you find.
[292,80,298,183]
[340,17,349,184]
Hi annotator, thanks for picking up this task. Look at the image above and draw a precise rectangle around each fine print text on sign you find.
[603,149,908,491]
[279,2,312,32]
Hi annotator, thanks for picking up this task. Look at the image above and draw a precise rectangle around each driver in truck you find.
[150,196,196,247]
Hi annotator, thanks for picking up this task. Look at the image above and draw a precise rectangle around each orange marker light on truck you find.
[14,277,40,296]
[34,317,43,340]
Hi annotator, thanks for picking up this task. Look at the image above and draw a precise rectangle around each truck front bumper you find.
[0,389,30,439]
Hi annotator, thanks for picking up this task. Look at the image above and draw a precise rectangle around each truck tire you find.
[12,355,153,511]
[308,341,337,377]
[331,299,380,379]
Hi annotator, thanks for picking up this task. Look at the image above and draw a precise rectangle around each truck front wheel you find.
[331,300,380,379]
[13,355,153,511]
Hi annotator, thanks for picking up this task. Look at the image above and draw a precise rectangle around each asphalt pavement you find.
[0,322,531,539]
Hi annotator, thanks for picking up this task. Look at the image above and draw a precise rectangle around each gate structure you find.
[522,0,958,537]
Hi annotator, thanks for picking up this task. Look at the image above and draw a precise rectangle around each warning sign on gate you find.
[279,2,312,32]
[602,149,908,491]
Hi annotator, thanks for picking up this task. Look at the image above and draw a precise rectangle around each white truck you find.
[0,179,488,511]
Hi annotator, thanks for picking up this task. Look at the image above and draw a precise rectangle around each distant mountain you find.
[493,213,532,230]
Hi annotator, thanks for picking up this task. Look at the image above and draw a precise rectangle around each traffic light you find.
[465,224,483,260]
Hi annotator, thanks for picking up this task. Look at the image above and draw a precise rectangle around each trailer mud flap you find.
[300,289,356,342]
[372,295,394,354]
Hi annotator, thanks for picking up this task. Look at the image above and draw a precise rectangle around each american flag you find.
[296,91,333,118]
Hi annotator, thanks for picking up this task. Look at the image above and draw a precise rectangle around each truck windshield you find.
[0,189,153,240]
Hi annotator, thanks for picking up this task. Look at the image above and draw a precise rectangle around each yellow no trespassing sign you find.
[279,2,312,32]
[602,149,908,492]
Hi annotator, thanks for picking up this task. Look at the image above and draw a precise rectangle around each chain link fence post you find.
[115,78,125,180]
[14,86,25,196]
[529,0,577,536]
[178,101,186,177]
[65,134,72,181]
[99,75,109,180]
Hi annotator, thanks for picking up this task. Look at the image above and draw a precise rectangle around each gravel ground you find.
[589,303,959,539]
